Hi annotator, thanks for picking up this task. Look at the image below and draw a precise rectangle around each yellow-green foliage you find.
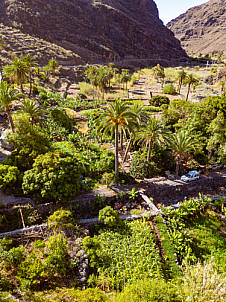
[78,82,94,96]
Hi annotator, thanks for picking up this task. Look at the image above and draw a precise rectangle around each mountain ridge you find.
[0,0,187,65]
[167,0,226,57]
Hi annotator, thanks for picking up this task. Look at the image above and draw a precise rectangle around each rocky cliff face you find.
[167,0,226,57]
[0,0,187,65]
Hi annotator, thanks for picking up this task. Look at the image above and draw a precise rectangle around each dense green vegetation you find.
[0,55,225,300]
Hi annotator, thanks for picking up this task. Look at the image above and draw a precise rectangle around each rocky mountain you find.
[167,0,226,57]
[0,0,187,65]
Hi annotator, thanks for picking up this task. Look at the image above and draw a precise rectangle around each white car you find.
[181,170,200,182]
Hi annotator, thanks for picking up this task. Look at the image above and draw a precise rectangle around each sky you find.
[156,0,209,24]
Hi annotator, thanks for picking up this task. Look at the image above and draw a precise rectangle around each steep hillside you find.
[167,0,226,57]
[0,0,187,65]
[0,23,83,65]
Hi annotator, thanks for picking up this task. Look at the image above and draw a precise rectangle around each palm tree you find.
[120,69,131,90]
[166,130,198,176]
[96,99,137,185]
[123,103,148,162]
[3,57,28,93]
[0,81,25,132]
[177,69,187,94]
[97,66,109,99]
[48,58,59,76]
[136,116,168,162]
[18,98,43,125]
[184,74,199,101]
[23,54,38,97]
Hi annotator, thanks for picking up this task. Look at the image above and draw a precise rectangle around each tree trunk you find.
[115,125,119,185]
[175,160,180,177]
[186,84,191,101]
[123,135,132,163]
[147,141,152,162]
[6,109,15,133]
[120,128,123,150]
[178,79,182,94]
[20,82,24,94]
[29,72,32,98]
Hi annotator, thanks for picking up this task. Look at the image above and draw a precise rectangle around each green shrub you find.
[48,208,77,231]
[0,164,22,194]
[162,83,177,95]
[26,288,108,302]
[82,236,101,267]
[143,106,162,112]
[113,278,181,302]
[149,95,170,107]
[98,206,122,228]
[129,153,160,179]
[49,107,73,132]
[22,151,81,203]
[9,113,50,155]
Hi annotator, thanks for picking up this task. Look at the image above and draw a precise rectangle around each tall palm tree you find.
[184,74,199,101]
[97,66,109,99]
[166,130,198,176]
[23,54,38,97]
[3,57,28,93]
[123,103,148,162]
[120,69,131,90]
[0,81,24,132]
[18,98,43,125]
[96,99,137,185]
[136,116,168,162]
[177,69,187,94]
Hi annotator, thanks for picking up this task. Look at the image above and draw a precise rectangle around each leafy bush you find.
[22,151,81,203]
[149,95,170,107]
[113,278,180,302]
[142,106,162,112]
[98,206,122,228]
[17,234,73,290]
[9,113,50,155]
[48,208,76,231]
[49,107,74,132]
[0,164,22,194]
[83,236,101,268]
[25,288,108,302]
[129,153,160,179]
[162,83,177,95]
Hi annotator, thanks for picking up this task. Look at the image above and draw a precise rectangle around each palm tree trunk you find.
[178,79,182,94]
[115,125,119,185]
[29,72,32,97]
[147,141,152,162]
[20,82,24,94]
[175,160,180,177]
[120,128,123,150]
[186,84,191,101]
[6,109,15,133]
[123,136,132,163]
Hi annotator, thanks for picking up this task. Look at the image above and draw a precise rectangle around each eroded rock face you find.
[167,0,226,57]
[0,0,187,64]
